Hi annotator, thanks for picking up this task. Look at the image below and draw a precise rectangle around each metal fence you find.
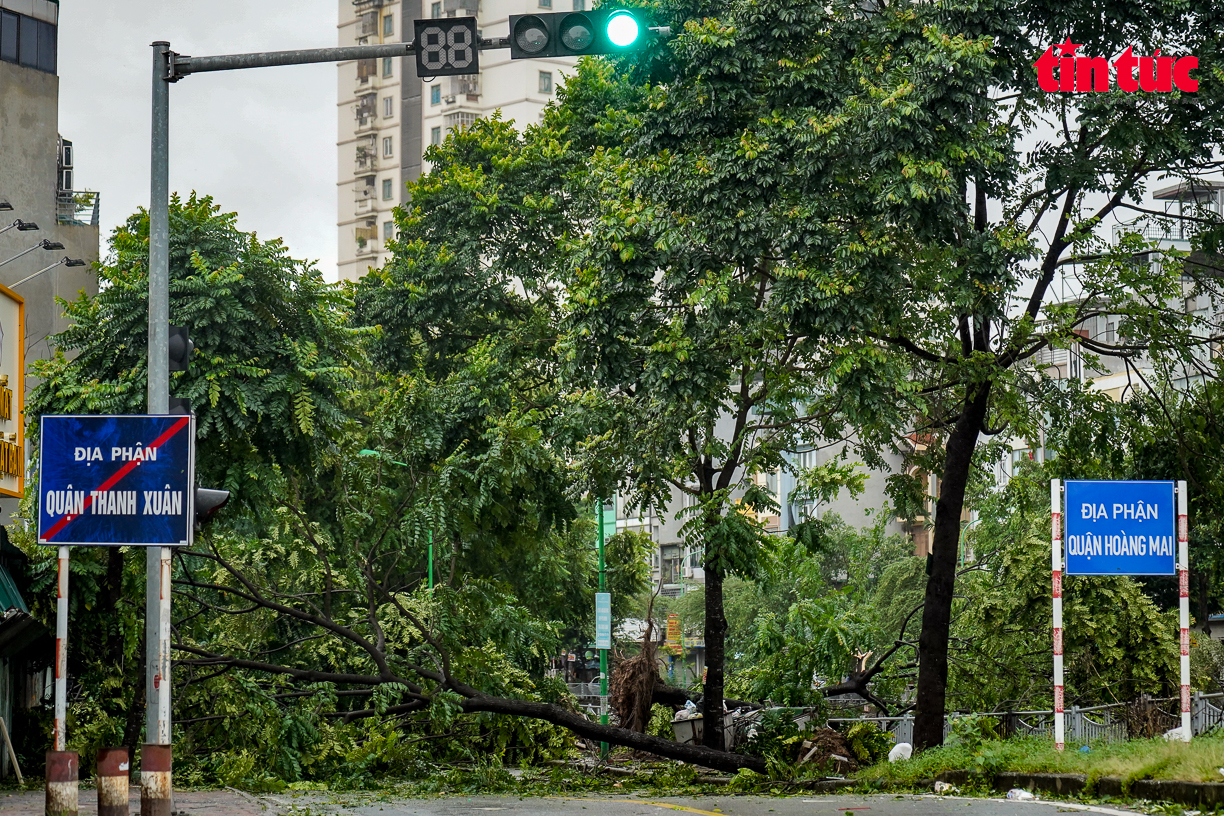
[829,692,1224,744]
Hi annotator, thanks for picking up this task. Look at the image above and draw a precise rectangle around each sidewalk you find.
[0,787,276,815]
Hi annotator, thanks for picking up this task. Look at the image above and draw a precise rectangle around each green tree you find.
[767,0,1224,748]
[543,0,1003,741]
[17,193,359,755]
[29,193,358,501]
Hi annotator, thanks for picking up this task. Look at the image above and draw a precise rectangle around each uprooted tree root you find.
[610,586,664,733]
[610,640,661,733]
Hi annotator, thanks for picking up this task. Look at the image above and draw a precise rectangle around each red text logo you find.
[1034,38,1198,93]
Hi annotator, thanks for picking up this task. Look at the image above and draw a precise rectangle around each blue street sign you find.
[595,592,612,649]
[1064,480,1176,575]
[38,415,195,547]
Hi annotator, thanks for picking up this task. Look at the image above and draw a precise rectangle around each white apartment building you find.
[998,180,1224,480]
[337,0,578,281]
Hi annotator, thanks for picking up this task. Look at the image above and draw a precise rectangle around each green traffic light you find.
[605,10,640,48]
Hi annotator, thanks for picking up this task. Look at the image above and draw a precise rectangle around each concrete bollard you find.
[97,747,130,816]
[140,744,172,816]
[45,750,78,816]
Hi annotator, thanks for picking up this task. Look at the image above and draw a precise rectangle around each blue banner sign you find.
[595,592,612,649]
[1064,480,1176,575]
[38,415,195,547]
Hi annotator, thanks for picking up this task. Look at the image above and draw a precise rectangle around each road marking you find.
[552,798,727,815]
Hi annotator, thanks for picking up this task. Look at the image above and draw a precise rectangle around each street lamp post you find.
[10,257,86,288]
[0,219,38,237]
[0,239,64,269]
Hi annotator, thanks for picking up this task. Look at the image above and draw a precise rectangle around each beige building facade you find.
[0,0,100,522]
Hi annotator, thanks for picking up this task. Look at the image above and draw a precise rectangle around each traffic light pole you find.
[145,36,471,777]
[146,41,171,761]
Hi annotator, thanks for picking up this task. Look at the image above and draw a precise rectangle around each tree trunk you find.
[460,694,765,774]
[912,383,991,751]
[701,560,727,749]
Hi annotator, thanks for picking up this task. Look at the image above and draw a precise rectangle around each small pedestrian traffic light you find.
[168,325,193,372]
[508,9,649,59]
[194,488,230,529]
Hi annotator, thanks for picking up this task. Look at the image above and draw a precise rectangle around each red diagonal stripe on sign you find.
[42,417,191,541]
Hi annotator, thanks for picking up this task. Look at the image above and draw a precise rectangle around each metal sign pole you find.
[1051,479,1064,751]
[157,547,173,744]
[54,546,68,751]
[1177,480,1191,740]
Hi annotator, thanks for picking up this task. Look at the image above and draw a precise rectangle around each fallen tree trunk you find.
[650,681,762,711]
[461,694,767,774]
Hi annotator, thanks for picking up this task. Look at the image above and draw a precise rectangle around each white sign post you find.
[1051,480,1064,750]
[1178,485,1191,738]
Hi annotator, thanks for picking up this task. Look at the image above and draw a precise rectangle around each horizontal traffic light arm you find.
[167,19,669,80]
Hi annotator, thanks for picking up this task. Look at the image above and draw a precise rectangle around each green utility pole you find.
[428,529,434,589]
[597,499,609,758]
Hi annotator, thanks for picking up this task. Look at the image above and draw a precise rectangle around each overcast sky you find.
[58,1,341,280]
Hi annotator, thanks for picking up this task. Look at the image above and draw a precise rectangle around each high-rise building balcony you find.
[354,137,379,175]
[355,222,379,255]
[56,191,100,227]
[443,75,480,104]
[354,181,376,214]
[355,59,379,94]
[357,11,379,38]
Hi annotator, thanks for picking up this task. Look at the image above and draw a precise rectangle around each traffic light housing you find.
[194,488,230,530]
[168,325,193,372]
[508,9,648,59]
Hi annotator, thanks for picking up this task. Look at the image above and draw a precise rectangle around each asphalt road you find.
[273,792,1144,816]
[0,789,1149,815]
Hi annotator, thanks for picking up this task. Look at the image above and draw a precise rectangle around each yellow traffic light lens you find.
[514,16,550,54]
[605,11,640,48]
[560,15,594,51]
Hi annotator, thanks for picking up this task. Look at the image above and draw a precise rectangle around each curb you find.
[859,771,1224,807]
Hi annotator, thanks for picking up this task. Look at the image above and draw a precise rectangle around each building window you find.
[0,10,56,73]
[539,0,552,7]
[382,136,393,157]
[572,0,585,9]
[538,71,553,94]
[382,178,393,199]
[430,85,441,105]
[382,57,393,77]
[430,126,442,145]
[383,221,395,242]
[383,96,393,117]
[431,1,442,17]
[383,14,394,37]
